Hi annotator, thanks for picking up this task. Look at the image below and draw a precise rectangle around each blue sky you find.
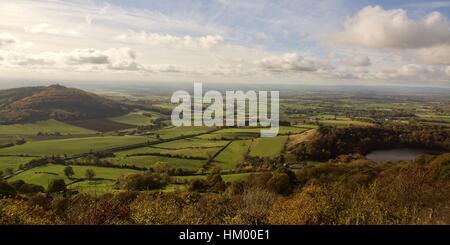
[1,0,450,85]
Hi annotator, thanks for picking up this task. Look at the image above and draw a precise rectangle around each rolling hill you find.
[0,84,130,124]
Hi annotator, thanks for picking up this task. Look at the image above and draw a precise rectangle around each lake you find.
[366,148,444,162]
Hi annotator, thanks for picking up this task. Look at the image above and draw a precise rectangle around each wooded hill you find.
[0,85,130,124]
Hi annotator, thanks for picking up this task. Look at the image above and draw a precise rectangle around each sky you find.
[1,0,450,86]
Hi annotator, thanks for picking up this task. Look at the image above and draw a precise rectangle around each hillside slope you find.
[0,85,130,124]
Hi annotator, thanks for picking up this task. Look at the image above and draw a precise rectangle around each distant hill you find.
[0,84,130,124]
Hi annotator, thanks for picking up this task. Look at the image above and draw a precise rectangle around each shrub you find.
[233,188,276,224]
[85,169,96,180]
[47,179,66,193]
[429,153,450,179]
[64,166,75,179]
[0,181,17,197]
[10,180,44,194]
[189,173,226,193]
[117,173,169,191]
[266,173,292,195]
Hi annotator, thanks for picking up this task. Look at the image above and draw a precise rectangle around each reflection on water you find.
[366,148,444,162]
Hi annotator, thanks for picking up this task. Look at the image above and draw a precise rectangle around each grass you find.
[109,111,156,126]
[0,119,97,135]
[0,156,36,173]
[278,126,310,134]
[69,180,117,195]
[9,164,142,188]
[177,172,254,182]
[115,146,223,159]
[197,128,260,140]
[161,184,187,192]
[422,122,450,128]
[0,135,24,145]
[416,114,450,123]
[248,136,288,159]
[153,126,215,139]
[313,114,336,120]
[196,127,307,139]
[106,155,205,171]
[292,124,318,129]
[0,136,154,156]
[319,118,375,127]
[154,138,229,149]
[215,140,252,169]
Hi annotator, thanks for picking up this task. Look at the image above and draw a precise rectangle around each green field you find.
[69,180,117,195]
[197,128,260,140]
[115,146,222,159]
[1,89,434,196]
[215,140,252,169]
[0,156,36,173]
[416,114,450,125]
[109,111,157,126]
[177,172,254,182]
[0,136,154,156]
[154,138,229,149]
[312,114,337,120]
[106,155,205,171]
[249,136,288,158]
[292,124,318,129]
[153,126,215,139]
[319,118,375,127]
[196,126,310,140]
[278,126,310,134]
[0,135,22,145]
[0,119,97,135]
[9,164,142,188]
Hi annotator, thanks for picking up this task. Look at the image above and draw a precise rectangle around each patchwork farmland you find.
[3,85,450,199]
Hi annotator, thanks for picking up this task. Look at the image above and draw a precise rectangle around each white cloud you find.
[344,54,371,66]
[0,1,449,84]
[144,64,200,74]
[397,64,425,77]
[375,64,450,81]
[256,53,318,73]
[1,51,56,66]
[0,33,18,47]
[416,45,450,65]
[199,35,224,49]
[0,48,140,71]
[64,49,110,65]
[25,23,79,37]
[333,6,450,49]
[114,31,224,49]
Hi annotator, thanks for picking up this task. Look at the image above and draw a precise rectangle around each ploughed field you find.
[2,90,450,194]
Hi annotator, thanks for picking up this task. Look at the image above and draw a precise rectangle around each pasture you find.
[154,138,229,149]
[110,111,160,126]
[106,155,206,171]
[0,156,36,173]
[9,164,142,188]
[0,136,154,156]
[248,136,288,159]
[318,117,375,127]
[0,119,97,135]
[177,172,254,182]
[115,146,223,159]
[153,126,215,139]
[196,128,260,140]
[69,180,117,195]
[215,140,252,169]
